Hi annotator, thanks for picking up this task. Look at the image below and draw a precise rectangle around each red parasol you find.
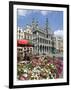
[17,40,34,47]
[17,40,29,45]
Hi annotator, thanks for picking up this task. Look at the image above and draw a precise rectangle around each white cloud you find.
[40,10,52,16]
[18,10,28,16]
[40,11,48,16]
[54,30,63,37]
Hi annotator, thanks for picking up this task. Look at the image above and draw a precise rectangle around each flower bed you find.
[17,56,63,80]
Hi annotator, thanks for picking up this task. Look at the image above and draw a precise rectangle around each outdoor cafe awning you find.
[17,40,34,47]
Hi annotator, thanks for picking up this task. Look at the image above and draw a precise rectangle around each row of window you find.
[24,34,32,40]
[17,34,32,40]
[33,33,52,39]
[17,48,33,52]
[33,38,52,44]
[34,46,52,51]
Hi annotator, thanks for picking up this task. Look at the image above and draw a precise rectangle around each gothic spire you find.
[35,20,39,28]
[45,18,49,33]
[32,18,35,30]
[32,18,39,30]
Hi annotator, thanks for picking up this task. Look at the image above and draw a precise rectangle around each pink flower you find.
[19,76,27,80]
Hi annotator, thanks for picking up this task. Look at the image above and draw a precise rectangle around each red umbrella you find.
[17,40,34,47]
[17,40,29,45]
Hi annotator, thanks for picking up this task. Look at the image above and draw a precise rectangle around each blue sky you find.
[17,9,63,36]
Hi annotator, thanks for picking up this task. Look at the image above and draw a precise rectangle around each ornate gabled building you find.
[32,18,54,55]
[17,25,33,61]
